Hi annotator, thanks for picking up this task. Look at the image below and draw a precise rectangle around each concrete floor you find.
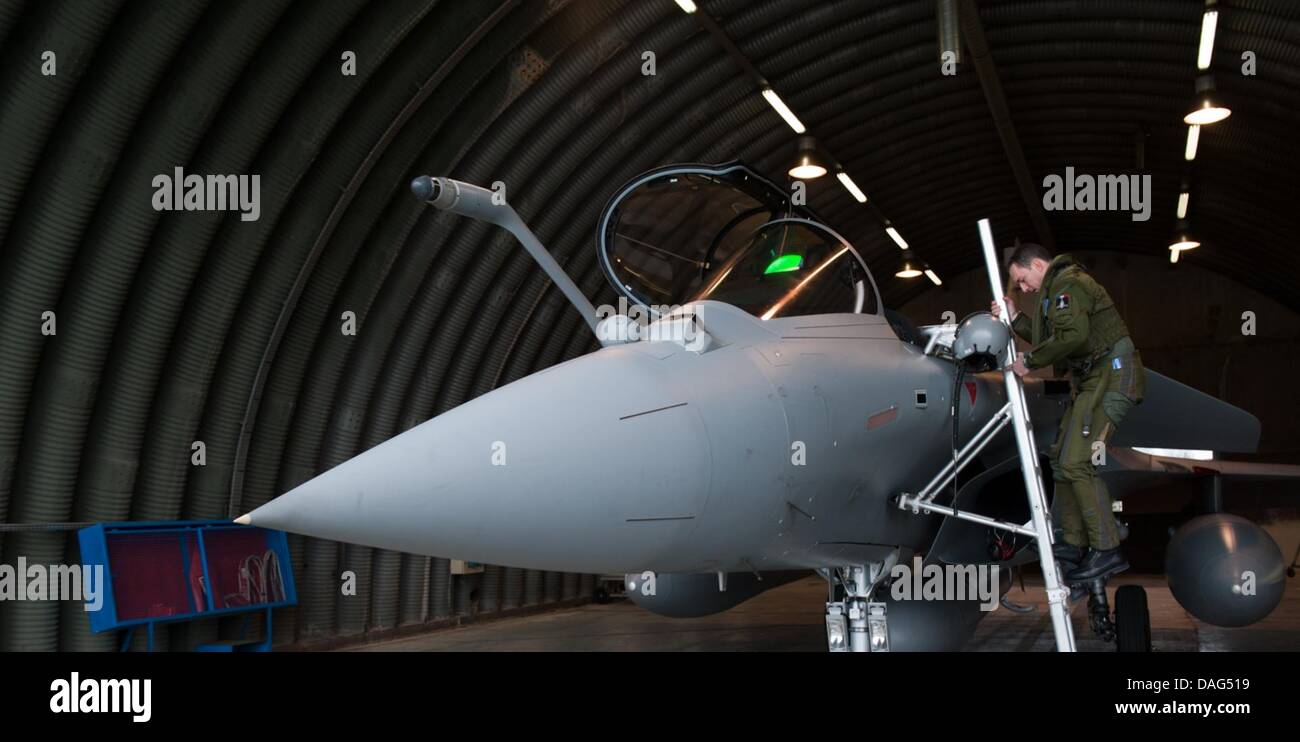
[346,572,1300,652]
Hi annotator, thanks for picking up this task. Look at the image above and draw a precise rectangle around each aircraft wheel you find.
[1114,585,1152,652]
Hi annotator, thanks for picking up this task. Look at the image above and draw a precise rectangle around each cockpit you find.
[597,164,880,321]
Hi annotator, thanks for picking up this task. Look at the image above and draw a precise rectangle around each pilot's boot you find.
[1052,543,1085,571]
[1066,547,1129,582]
[1053,543,1088,601]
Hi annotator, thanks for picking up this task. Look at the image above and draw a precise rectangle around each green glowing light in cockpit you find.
[764,254,804,274]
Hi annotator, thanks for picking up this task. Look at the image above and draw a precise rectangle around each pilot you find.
[990,243,1146,583]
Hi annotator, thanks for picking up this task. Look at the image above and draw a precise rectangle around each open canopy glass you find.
[597,163,879,320]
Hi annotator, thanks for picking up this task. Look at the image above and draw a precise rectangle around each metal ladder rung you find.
[900,498,1038,539]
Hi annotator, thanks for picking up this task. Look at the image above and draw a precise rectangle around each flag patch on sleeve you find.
[1055,293,1070,310]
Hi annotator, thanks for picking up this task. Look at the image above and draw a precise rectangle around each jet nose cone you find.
[244,345,712,573]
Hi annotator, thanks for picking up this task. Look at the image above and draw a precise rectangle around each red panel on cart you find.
[203,529,281,609]
[106,534,196,621]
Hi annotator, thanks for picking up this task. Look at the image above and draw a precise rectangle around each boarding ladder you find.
[896,218,1077,652]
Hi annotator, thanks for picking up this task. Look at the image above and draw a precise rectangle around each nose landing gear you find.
[822,558,897,652]
[1113,584,1152,652]
[1084,578,1116,642]
[1074,577,1151,651]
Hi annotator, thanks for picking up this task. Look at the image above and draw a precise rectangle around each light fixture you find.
[761,88,806,133]
[896,260,922,279]
[1197,8,1218,71]
[674,0,697,13]
[1184,73,1231,125]
[1170,248,1180,264]
[924,268,942,286]
[1184,124,1200,161]
[836,171,868,203]
[885,225,909,250]
[1184,99,1231,125]
[788,136,827,179]
[1177,191,1190,219]
[1169,220,1201,252]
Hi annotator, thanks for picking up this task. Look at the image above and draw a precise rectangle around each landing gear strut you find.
[1084,578,1115,642]
[1072,576,1150,651]
[822,557,896,652]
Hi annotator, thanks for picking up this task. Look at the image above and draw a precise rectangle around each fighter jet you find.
[238,163,1298,651]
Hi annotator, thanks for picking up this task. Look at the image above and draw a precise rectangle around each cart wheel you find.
[1114,585,1151,652]
[594,586,610,604]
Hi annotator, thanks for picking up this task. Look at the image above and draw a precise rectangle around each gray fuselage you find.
[244,301,1063,575]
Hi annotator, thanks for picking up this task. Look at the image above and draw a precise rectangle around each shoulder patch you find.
[1055,292,1071,310]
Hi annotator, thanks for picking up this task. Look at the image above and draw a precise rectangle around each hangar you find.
[0,0,1296,660]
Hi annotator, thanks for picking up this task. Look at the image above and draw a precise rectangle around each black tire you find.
[1114,585,1152,652]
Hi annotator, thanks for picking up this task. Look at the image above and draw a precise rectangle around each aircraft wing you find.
[1101,446,1300,492]
[1097,368,1300,490]
[1108,370,1261,453]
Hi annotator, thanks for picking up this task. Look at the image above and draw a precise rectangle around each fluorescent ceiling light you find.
[924,269,942,286]
[674,0,697,13]
[885,226,909,250]
[1177,191,1189,219]
[1184,124,1200,161]
[1197,10,1218,71]
[836,172,868,203]
[761,88,806,133]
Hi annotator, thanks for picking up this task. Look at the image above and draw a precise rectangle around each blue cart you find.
[78,520,298,652]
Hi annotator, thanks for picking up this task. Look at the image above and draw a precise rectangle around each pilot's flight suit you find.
[1010,254,1146,553]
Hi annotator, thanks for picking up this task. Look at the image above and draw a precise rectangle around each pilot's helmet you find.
[952,312,1010,370]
